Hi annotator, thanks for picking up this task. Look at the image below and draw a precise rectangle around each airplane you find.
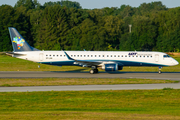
[7,27,179,74]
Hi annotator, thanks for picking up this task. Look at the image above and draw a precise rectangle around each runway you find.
[0,71,180,80]
[0,83,180,92]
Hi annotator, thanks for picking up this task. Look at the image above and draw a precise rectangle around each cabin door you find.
[155,54,159,62]
[39,53,43,61]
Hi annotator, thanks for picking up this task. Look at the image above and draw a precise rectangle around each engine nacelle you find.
[102,64,119,71]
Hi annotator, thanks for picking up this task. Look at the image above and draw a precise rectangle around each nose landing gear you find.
[158,66,162,74]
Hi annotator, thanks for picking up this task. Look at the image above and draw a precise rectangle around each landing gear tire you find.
[89,69,98,74]
[90,69,95,74]
[159,70,161,74]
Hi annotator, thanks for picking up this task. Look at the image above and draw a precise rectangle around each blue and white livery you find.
[8,27,179,74]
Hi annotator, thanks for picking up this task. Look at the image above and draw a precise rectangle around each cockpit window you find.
[163,55,171,58]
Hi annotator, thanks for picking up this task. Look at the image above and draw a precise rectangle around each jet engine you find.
[101,64,123,71]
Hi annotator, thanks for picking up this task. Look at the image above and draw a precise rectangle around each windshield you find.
[163,55,171,58]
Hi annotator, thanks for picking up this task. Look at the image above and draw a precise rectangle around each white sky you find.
[1,0,180,9]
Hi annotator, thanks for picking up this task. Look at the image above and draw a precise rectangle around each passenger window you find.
[80,55,82,57]
[84,55,86,57]
[114,55,116,57]
[99,55,101,57]
[87,55,89,57]
[125,55,127,57]
[107,55,109,57]
[102,55,104,57]
[91,55,93,57]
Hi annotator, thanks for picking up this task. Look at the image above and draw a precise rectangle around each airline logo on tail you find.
[13,37,25,49]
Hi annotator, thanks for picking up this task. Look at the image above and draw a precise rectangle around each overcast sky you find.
[1,0,180,9]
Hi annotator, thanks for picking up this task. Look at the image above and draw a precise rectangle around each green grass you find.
[0,78,178,87]
[0,90,180,119]
[0,54,180,72]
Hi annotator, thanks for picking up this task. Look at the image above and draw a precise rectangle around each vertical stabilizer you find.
[8,27,39,52]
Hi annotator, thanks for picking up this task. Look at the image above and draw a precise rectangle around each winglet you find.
[64,51,74,60]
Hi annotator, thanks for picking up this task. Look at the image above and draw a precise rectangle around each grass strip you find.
[0,78,178,86]
[0,90,180,119]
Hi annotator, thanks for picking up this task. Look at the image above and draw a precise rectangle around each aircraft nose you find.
[173,60,179,65]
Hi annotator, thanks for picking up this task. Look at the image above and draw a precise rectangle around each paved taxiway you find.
[1,83,180,92]
[0,71,180,80]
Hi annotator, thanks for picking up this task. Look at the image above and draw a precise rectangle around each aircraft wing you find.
[64,51,102,66]
[64,51,123,67]
[73,60,102,66]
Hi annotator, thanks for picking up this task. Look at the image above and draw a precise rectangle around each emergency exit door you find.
[39,53,43,61]
[155,54,159,62]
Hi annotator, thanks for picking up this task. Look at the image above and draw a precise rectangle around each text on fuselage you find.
[128,53,137,55]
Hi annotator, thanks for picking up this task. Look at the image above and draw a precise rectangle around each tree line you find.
[0,0,180,52]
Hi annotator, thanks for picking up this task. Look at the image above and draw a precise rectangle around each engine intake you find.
[102,64,119,71]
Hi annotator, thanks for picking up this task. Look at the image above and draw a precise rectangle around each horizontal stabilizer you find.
[6,52,26,56]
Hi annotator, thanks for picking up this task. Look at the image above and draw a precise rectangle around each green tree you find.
[44,0,82,9]
[103,15,123,49]
[0,5,31,51]
[14,0,35,10]
[0,5,14,51]
[35,5,69,50]
[131,16,157,51]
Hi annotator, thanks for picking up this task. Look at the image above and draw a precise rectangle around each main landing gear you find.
[158,66,162,74]
[89,69,98,74]
[89,66,98,74]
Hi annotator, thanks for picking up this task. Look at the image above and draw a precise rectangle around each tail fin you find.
[8,27,39,52]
